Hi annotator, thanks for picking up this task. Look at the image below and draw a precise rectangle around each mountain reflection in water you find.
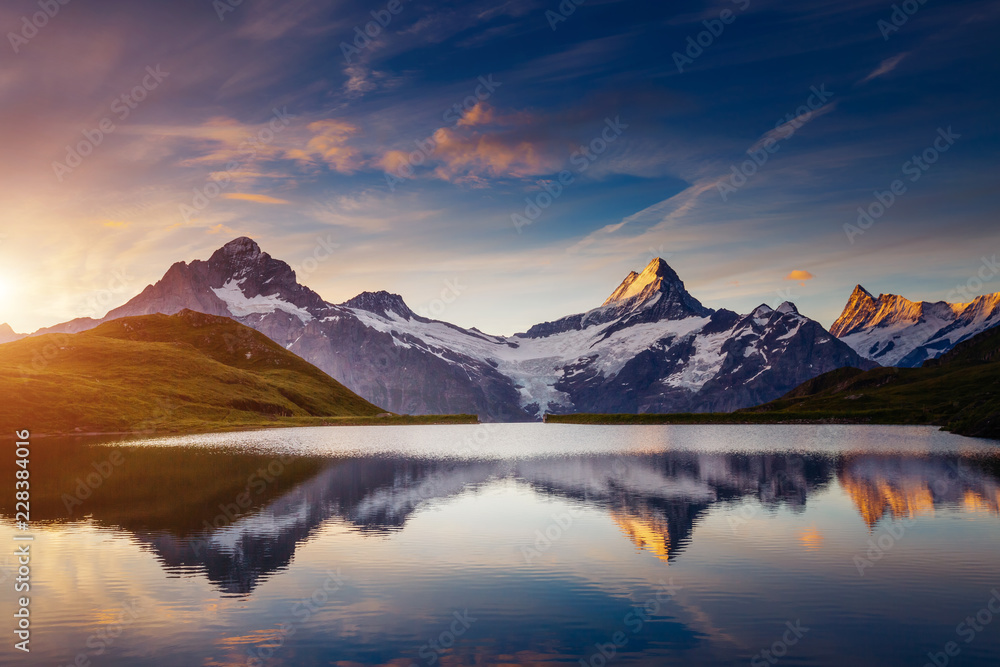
[6,437,997,596]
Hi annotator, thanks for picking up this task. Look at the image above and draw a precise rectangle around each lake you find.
[2,424,999,666]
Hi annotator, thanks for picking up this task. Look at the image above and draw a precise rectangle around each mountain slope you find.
[743,325,1000,438]
[831,284,1000,367]
[0,323,24,344]
[0,309,386,434]
[29,238,876,421]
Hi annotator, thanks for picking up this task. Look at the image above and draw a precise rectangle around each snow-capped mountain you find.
[831,285,1000,367]
[31,237,874,420]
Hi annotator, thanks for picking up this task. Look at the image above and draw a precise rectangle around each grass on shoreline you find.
[544,412,916,426]
[25,413,482,438]
[0,310,479,437]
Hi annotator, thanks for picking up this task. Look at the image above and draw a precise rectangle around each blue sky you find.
[0,0,998,334]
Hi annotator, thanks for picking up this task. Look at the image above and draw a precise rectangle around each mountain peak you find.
[0,323,25,344]
[603,258,682,306]
[603,258,679,305]
[218,237,261,257]
[831,285,924,338]
[850,285,875,302]
[776,301,800,316]
[589,257,712,325]
[207,237,268,281]
[341,291,415,320]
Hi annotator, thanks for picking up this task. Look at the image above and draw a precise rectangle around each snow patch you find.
[212,279,314,324]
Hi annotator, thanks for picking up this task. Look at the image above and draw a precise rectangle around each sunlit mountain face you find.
[4,424,999,667]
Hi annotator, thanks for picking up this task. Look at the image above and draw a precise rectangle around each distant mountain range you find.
[5,237,879,421]
[4,237,998,421]
[831,284,1000,367]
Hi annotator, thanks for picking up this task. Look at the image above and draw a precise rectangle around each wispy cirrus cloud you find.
[748,102,838,154]
[223,193,292,205]
[859,53,908,84]
[858,53,909,84]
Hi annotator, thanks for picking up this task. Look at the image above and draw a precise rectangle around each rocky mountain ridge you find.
[831,284,1000,366]
[16,237,877,420]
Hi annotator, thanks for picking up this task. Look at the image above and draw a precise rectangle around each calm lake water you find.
[2,424,999,666]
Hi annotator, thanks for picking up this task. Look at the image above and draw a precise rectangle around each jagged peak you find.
[602,258,682,307]
[341,290,415,319]
[751,304,774,319]
[850,285,875,302]
[776,301,800,316]
[218,236,261,257]
[832,285,926,338]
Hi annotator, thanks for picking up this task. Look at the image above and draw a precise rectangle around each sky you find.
[0,0,998,335]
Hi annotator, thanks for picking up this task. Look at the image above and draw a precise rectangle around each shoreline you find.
[17,414,481,439]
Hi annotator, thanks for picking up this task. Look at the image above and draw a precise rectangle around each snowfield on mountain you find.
[17,237,877,421]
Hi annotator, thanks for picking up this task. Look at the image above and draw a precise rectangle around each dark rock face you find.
[32,238,876,421]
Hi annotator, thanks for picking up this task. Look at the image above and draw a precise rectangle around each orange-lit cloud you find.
[206,224,238,235]
[785,270,814,286]
[222,193,291,205]
[429,126,558,183]
[456,102,496,128]
[377,104,561,184]
[286,119,362,173]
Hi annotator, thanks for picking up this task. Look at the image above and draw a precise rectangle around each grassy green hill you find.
[739,325,1000,438]
[548,326,1000,439]
[0,310,474,435]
